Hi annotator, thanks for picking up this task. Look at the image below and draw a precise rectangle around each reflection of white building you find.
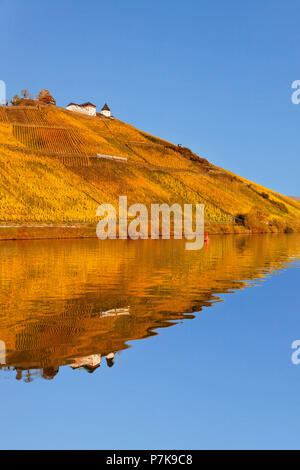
[70,352,116,371]
[70,354,101,371]
[99,307,130,318]
[66,101,96,116]
[100,103,111,117]
[106,352,115,368]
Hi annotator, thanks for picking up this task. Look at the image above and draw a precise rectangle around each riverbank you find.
[0,221,294,241]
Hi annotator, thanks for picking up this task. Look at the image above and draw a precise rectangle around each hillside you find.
[0,102,299,236]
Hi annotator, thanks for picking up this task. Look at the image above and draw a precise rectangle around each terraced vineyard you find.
[0,106,64,125]
[0,104,181,165]
[0,102,299,230]
[0,106,108,158]
[0,107,8,122]
[13,124,89,154]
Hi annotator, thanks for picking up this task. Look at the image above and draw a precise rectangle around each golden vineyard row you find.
[0,107,49,124]
[12,125,101,155]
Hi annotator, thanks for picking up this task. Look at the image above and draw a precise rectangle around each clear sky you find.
[1,0,299,195]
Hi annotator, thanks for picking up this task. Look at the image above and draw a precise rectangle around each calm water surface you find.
[0,234,299,449]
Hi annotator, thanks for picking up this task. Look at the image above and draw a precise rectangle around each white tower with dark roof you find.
[101,103,111,117]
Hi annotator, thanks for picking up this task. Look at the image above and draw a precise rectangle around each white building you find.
[101,103,111,117]
[66,101,97,116]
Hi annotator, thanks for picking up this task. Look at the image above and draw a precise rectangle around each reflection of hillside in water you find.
[0,235,299,382]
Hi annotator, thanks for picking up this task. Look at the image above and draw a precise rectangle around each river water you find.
[0,234,299,449]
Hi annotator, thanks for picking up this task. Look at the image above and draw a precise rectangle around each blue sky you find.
[1,0,299,194]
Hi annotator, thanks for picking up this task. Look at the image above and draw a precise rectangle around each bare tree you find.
[20,89,34,100]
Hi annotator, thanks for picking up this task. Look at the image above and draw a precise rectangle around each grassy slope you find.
[0,103,299,233]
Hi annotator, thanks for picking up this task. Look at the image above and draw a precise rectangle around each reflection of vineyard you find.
[0,234,299,381]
